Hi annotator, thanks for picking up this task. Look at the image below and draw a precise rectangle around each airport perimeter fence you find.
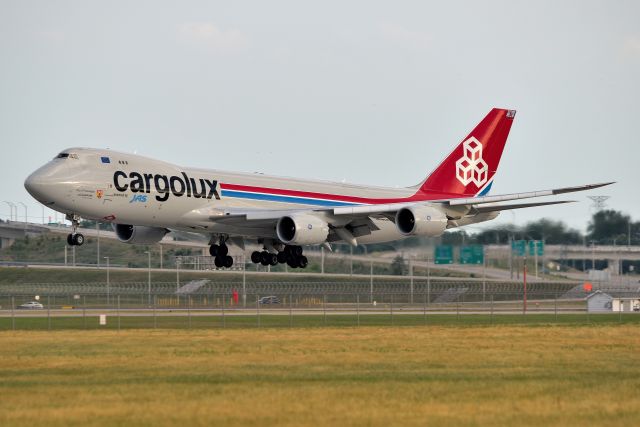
[1,287,639,331]
[0,278,590,298]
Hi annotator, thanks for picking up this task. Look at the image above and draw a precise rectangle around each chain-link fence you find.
[1,285,639,330]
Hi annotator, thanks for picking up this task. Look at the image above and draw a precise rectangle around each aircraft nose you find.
[24,171,49,203]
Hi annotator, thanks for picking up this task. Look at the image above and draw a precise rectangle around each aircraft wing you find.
[331,182,613,217]
[191,182,612,230]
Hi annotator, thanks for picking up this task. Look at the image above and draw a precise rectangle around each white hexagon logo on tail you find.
[455,137,488,187]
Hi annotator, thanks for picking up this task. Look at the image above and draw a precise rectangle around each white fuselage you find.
[25,148,419,244]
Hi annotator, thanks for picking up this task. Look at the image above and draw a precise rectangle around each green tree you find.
[522,219,582,244]
[390,255,406,275]
[587,210,631,244]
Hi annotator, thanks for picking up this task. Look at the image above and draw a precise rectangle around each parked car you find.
[18,301,44,310]
[259,296,280,305]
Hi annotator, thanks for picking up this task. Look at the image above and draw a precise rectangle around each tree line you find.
[441,209,639,246]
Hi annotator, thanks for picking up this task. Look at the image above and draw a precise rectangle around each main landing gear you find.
[251,245,308,269]
[66,214,84,246]
[209,240,233,268]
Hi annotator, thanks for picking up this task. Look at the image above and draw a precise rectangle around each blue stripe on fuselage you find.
[220,190,358,207]
[477,181,493,197]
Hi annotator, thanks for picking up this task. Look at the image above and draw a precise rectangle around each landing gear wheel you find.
[214,256,224,268]
[269,253,278,266]
[298,255,308,268]
[260,251,270,266]
[209,244,219,257]
[67,233,84,246]
[287,255,299,268]
[223,255,233,268]
[74,233,85,246]
[218,244,229,257]
[251,251,262,264]
[277,252,287,264]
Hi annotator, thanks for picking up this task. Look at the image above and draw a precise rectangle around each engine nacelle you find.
[395,206,447,237]
[113,224,168,244]
[276,214,329,245]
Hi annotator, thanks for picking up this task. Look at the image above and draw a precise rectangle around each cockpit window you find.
[53,152,78,160]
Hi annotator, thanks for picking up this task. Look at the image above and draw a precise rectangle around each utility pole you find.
[509,235,513,279]
[349,245,353,276]
[3,201,15,221]
[176,257,180,292]
[482,251,486,302]
[427,256,431,306]
[534,241,539,279]
[96,222,100,267]
[523,255,528,314]
[369,259,373,303]
[242,254,246,308]
[17,202,27,229]
[409,257,414,304]
[104,256,110,305]
[145,251,151,307]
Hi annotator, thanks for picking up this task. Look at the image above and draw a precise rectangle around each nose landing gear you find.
[66,214,84,246]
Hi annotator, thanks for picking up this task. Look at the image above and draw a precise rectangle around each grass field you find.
[2,312,640,331]
[1,324,639,426]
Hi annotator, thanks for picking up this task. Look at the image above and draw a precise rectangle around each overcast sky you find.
[1,0,638,232]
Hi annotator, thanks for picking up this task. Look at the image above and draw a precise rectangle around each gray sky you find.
[1,0,638,232]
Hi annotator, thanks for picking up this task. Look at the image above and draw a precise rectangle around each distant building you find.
[586,290,640,312]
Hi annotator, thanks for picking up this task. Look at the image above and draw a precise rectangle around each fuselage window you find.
[55,153,70,159]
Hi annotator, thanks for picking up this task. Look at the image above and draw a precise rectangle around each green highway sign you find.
[512,240,544,257]
[459,245,484,264]
[511,240,526,257]
[528,240,544,256]
[434,245,454,264]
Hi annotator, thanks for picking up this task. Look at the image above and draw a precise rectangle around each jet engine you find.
[395,205,447,237]
[113,224,168,244]
[276,214,329,245]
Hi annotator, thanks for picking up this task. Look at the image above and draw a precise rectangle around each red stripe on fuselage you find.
[219,183,466,204]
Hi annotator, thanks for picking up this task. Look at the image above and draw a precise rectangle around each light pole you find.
[176,256,180,292]
[145,251,151,306]
[17,202,27,229]
[409,255,414,304]
[362,245,373,303]
[104,256,110,305]
[242,254,246,308]
[2,201,15,221]
[96,222,100,267]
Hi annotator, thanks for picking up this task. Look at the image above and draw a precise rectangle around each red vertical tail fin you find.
[418,108,515,198]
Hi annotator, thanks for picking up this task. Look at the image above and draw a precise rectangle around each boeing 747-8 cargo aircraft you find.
[24,109,611,268]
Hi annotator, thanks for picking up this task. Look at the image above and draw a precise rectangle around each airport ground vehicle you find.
[17,301,44,309]
[258,296,281,305]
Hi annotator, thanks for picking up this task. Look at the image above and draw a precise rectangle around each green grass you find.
[0,324,639,426]
[1,313,639,331]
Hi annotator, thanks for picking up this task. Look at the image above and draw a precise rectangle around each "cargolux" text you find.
[113,171,220,202]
